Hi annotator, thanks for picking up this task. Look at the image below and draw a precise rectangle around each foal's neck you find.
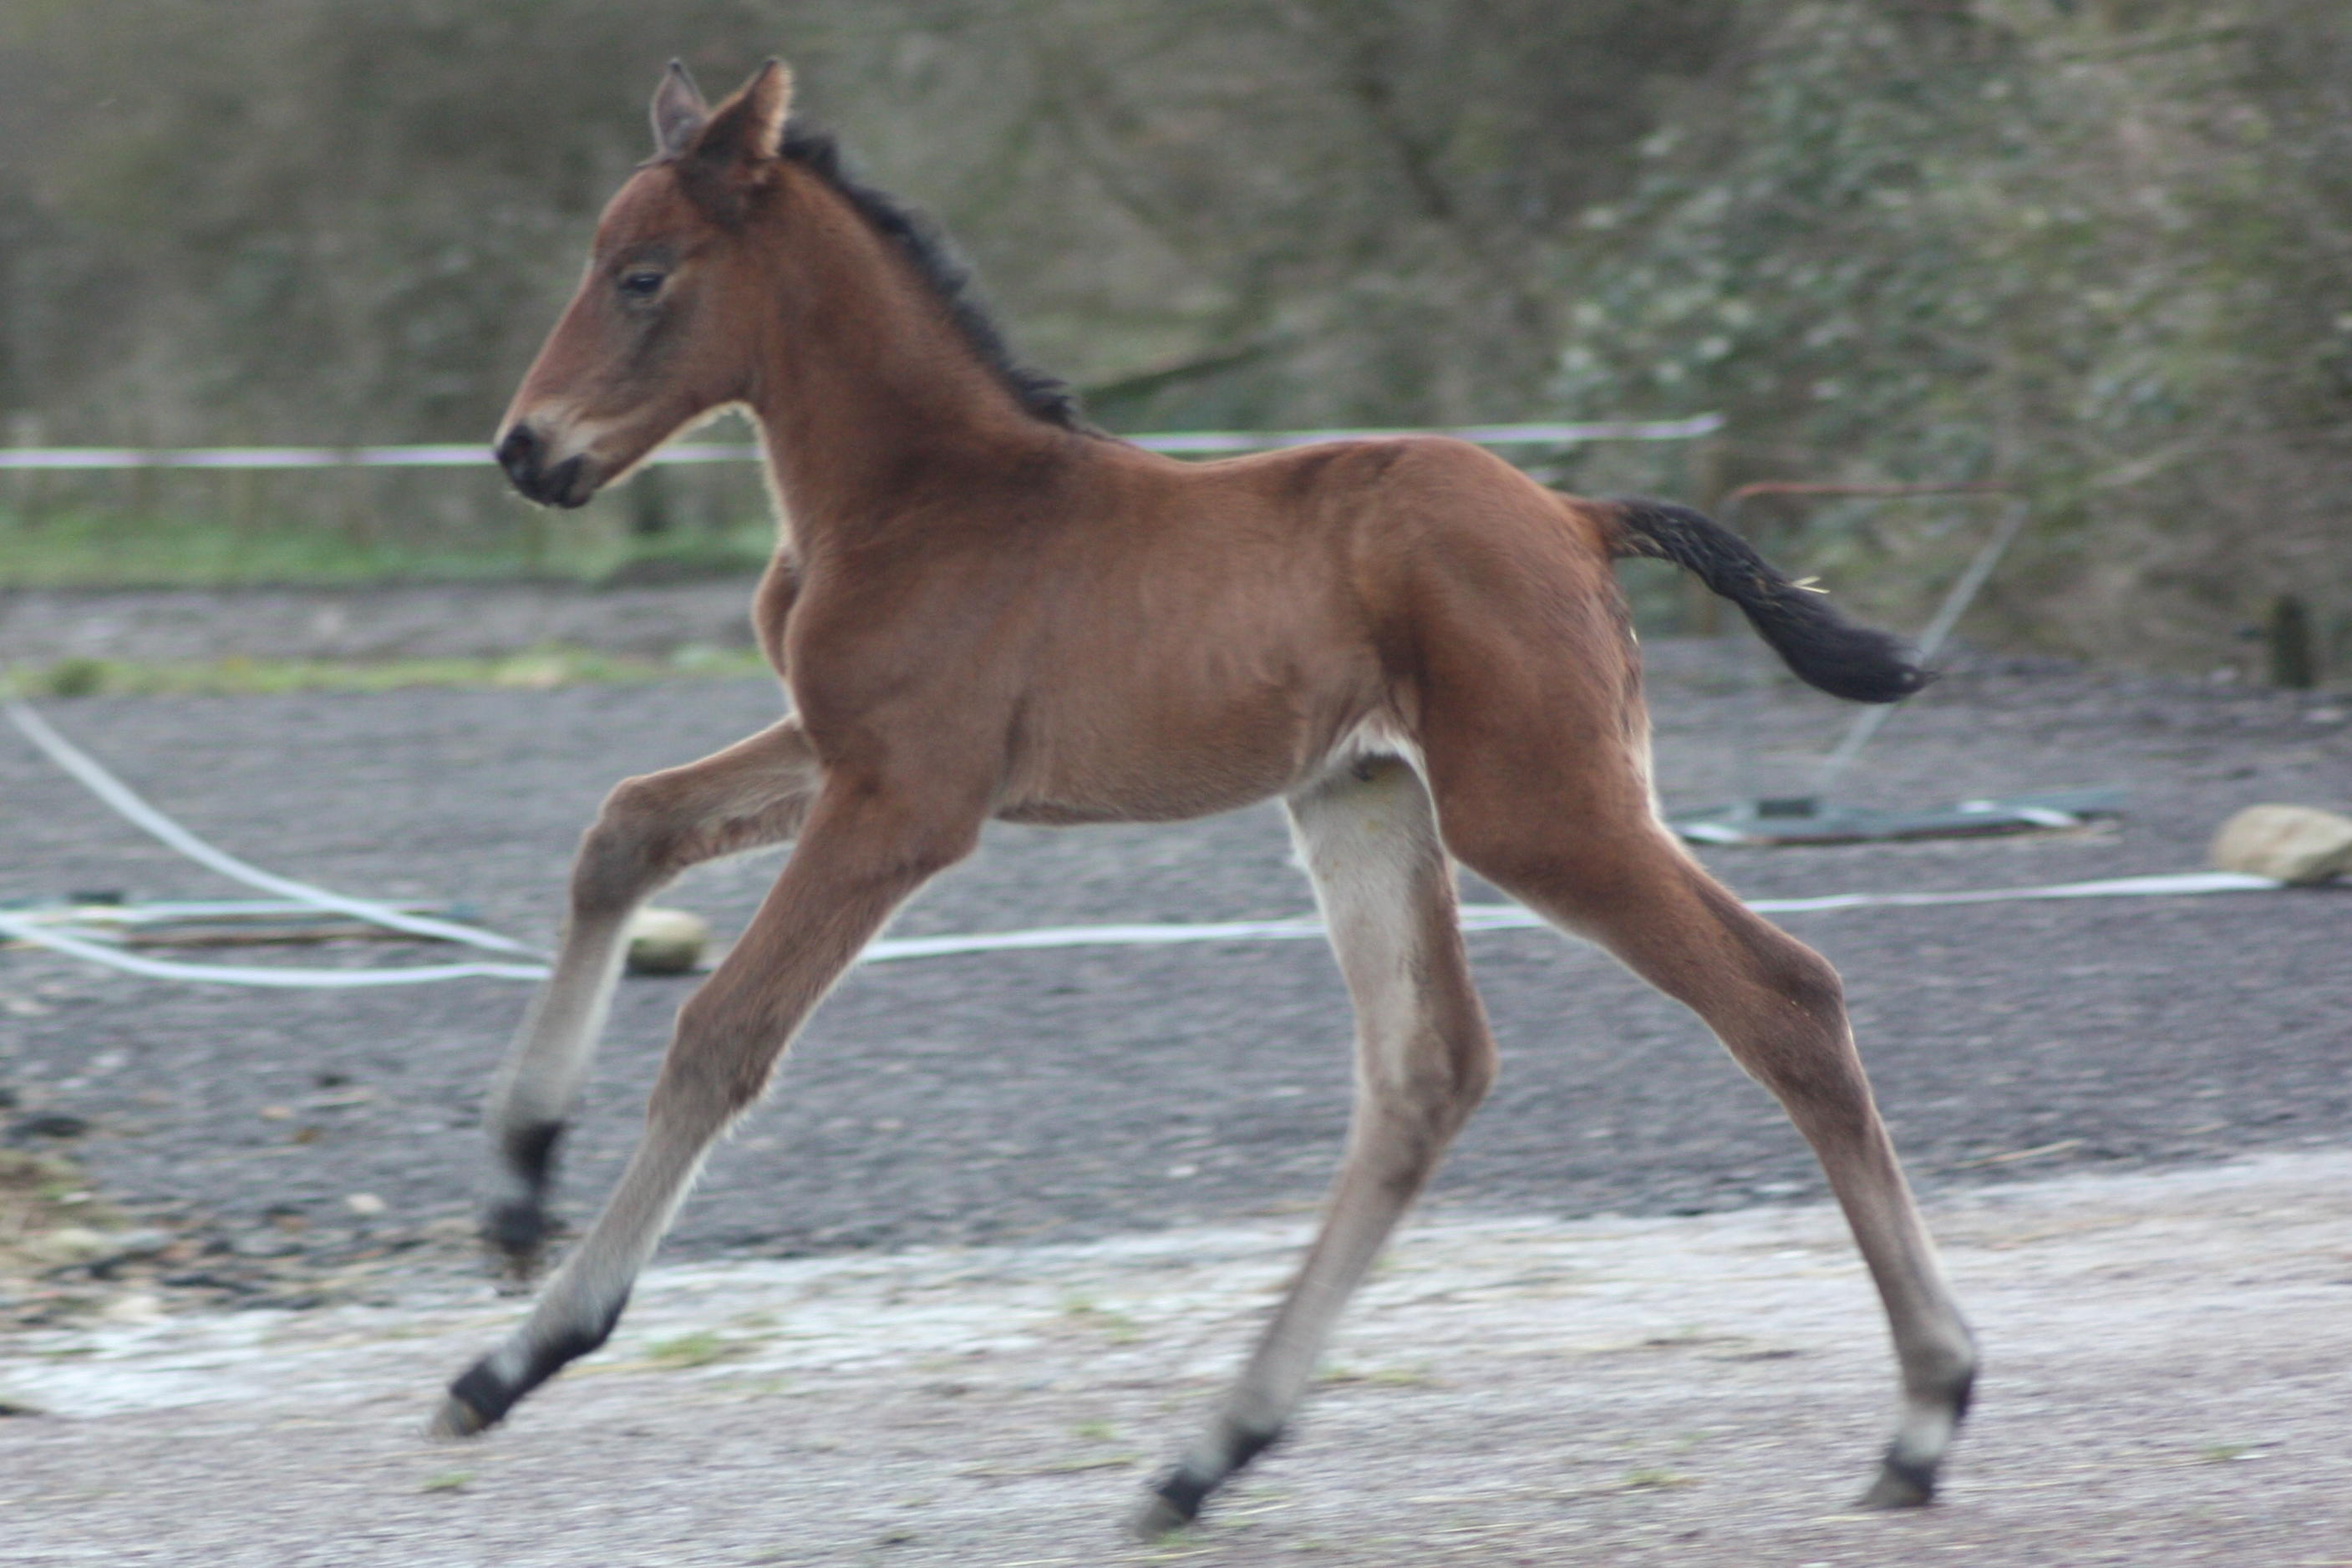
[747,177,1066,546]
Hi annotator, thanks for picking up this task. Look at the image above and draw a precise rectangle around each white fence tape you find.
[0,416,1723,473]
[856,871,2287,967]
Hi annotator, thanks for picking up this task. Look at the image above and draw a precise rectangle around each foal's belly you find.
[991,683,1389,826]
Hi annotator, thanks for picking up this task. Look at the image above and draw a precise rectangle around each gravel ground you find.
[3,1149,2349,1566]
[0,591,2346,1316]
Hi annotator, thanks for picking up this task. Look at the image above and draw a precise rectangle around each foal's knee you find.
[1440,1027,1500,1119]
[571,775,679,914]
[1366,1020,1496,1156]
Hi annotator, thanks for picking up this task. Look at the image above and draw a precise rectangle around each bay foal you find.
[434,59,1977,1535]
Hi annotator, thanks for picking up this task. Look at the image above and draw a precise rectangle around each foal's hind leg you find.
[1135,755,1496,1535]
[1442,788,1977,1509]
[481,718,819,1274]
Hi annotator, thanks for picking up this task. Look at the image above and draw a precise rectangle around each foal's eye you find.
[617,270,666,301]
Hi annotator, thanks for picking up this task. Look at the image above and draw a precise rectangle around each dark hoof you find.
[483,1202,558,1282]
[1130,1468,1215,1540]
[1856,1454,1937,1510]
[428,1391,494,1440]
[431,1357,531,1440]
[1129,1490,1198,1540]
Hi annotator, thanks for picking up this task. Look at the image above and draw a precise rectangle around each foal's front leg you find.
[481,718,820,1275]
[435,774,979,1439]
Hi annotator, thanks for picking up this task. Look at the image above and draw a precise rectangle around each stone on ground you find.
[2208,803,2352,884]
[624,906,711,974]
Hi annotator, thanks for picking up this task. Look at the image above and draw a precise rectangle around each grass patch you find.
[0,1149,125,1281]
[0,1149,105,1215]
[1059,1297,1143,1344]
[641,1330,759,1371]
[1621,1468,1695,1490]
[0,481,777,591]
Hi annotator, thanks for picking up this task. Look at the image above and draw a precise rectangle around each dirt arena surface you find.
[3,1149,2349,1566]
[0,584,2347,1560]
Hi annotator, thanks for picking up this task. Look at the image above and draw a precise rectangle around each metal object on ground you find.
[2266,595,2318,690]
[0,898,486,948]
[1670,786,2127,847]
[1692,486,2040,839]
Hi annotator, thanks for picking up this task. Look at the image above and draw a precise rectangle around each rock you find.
[2209,804,2352,885]
[626,907,712,975]
[99,1291,166,1324]
[84,1230,175,1280]
[27,1226,110,1266]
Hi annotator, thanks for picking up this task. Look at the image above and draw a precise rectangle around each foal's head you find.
[495,61,795,508]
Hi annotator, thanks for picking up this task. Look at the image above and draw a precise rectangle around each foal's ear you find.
[692,59,794,167]
[650,59,709,160]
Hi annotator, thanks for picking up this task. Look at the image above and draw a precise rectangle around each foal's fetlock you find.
[1857,1366,1973,1510]
[431,1291,631,1441]
[481,1119,568,1276]
[1130,1422,1281,1538]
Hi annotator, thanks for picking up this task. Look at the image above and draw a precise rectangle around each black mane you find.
[779,123,1088,432]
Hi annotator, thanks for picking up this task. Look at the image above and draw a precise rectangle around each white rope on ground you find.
[0,870,2295,989]
[854,870,2288,966]
[3,698,544,957]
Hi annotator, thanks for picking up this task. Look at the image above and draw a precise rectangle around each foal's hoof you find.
[1855,1454,1938,1510]
[427,1392,495,1441]
[1128,1493,1197,1540]
[483,1203,552,1278]
[1130,1471,1213,1540]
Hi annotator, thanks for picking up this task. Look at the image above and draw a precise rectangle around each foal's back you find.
[917,431,1638,825]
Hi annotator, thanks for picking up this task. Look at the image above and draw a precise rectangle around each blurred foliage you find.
[0,0,1730,442]
[1552,0,2352,667]
[0,1,2344,667]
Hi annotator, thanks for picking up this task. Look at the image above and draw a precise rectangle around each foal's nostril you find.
[495,424,543,491]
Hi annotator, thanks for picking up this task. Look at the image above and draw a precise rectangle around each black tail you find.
[1607,498,1930,703]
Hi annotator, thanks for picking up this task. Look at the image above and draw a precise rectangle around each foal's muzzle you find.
[495,424,597,510]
